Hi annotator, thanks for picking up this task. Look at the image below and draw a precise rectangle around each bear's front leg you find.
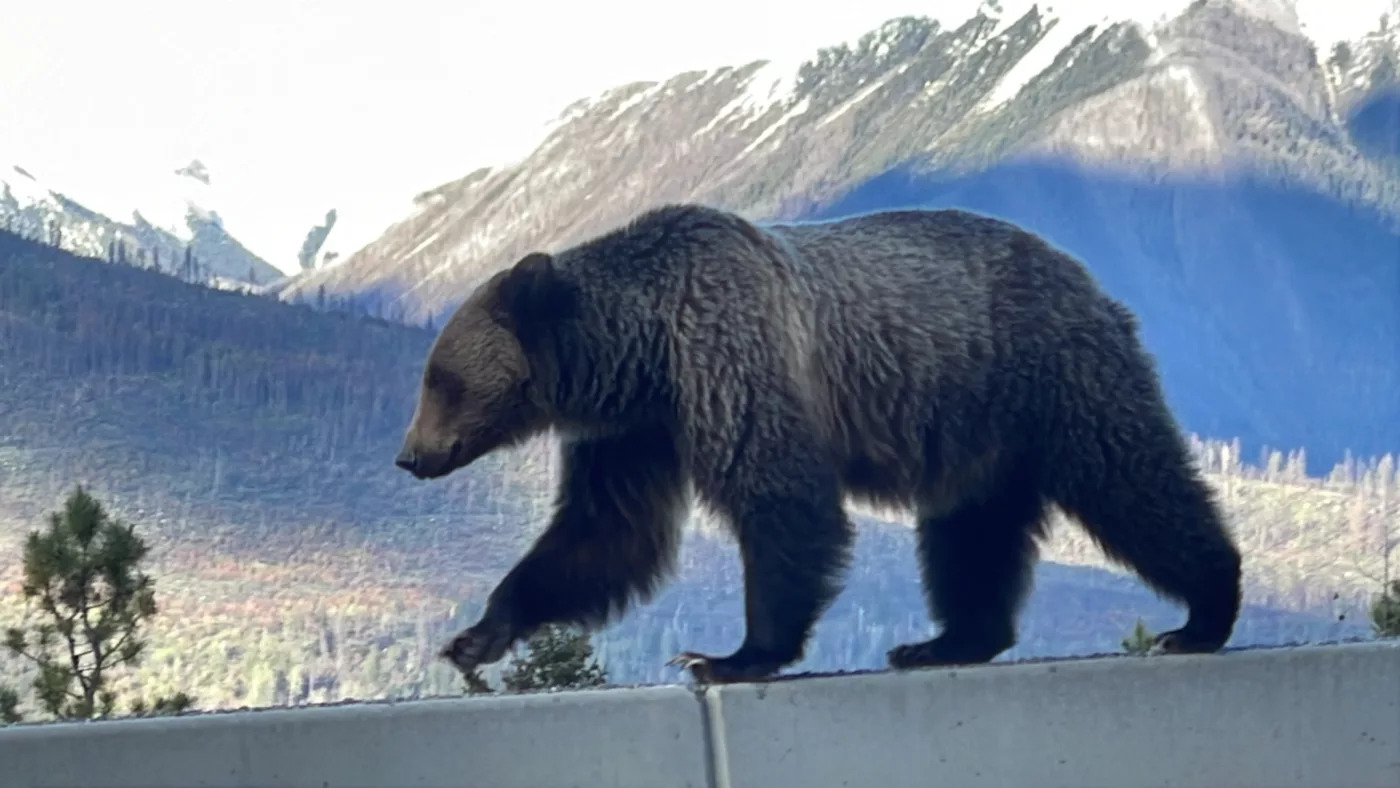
[439,608,521,677]
[438,425,688,678]
[671,415,855,684]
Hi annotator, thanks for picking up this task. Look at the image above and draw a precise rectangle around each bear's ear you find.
[490,252,578,337]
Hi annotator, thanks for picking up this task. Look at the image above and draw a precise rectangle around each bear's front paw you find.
[666,651,718,684]
[665,649,782,685]
[1148,627,1226,656]
[439,619,516,676]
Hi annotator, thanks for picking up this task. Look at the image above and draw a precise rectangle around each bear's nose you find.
[395,448,419,474]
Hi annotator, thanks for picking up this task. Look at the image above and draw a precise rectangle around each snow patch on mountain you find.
[1,153,283,285]
[694,59,805,137]
[141,183,205,239]
[4,154,248,252]
[3,165,49,206]
[742,97,813,155]
[608,83,666,120]
[404,230,442,261]
[81,158,227,242]
[971,0,1396,118]
[0,159,85,238]
[980,10,1076,109]
[819,68,905,127]
[0,157,87,214]
[977,1,1186,112]
[739,58,803,110]
[984,0,1193,38]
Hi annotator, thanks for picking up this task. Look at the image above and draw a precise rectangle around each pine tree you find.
[1121,618,1156,655]
[461,624,608,695]
[1371,580,1400,638]
[0,486,195,722]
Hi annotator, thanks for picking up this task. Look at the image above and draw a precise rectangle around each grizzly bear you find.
[395,202,1243,684]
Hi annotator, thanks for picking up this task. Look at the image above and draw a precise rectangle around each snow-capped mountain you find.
[279,0,1400,320]
[272,0,1400,473]
[0,158,284,288]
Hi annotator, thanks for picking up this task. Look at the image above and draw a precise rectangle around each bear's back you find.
[756,208,1135,497]
[761,208,1104,363]
[765,208,1088,309]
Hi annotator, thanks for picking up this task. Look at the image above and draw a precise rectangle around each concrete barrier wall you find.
[709,640,1400,788]
[0,685,714,788]
[2,640,1397,788]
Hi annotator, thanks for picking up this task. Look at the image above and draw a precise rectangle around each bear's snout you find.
[395,446,421,477]
[395,437,465,480]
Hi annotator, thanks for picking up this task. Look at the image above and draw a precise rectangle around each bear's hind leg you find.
[887,486,1046,670]
[1051,426,1242,655]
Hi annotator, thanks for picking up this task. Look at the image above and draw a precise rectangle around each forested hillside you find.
[0,231,1393,711]
[0,229,540,572]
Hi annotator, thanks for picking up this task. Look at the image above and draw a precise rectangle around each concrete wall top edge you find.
[2,638,1395,733]
[0,681,701,735]
[1,639,1396,788]
[703,637,1400,697]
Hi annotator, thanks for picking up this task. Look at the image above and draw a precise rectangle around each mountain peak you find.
[1,156,282,286]
[174,159,212,186]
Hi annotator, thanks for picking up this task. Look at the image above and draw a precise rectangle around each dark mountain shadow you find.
[802,157,1400,473]
[1347,86,1400,162]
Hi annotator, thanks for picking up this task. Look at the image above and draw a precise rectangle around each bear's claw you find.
[1148,628,1220,656]
[666,651,716,684]
[439,619,515,677]
[666,650,785,684]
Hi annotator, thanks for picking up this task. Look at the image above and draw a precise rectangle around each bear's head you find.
[395,251,575,480]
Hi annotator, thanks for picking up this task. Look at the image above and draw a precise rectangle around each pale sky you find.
[0,0,977,271]
[0,0,1381,272]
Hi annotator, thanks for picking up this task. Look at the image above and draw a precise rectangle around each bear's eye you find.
[425,364,465,405]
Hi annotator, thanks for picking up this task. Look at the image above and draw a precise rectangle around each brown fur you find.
[397,203,1243,683]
